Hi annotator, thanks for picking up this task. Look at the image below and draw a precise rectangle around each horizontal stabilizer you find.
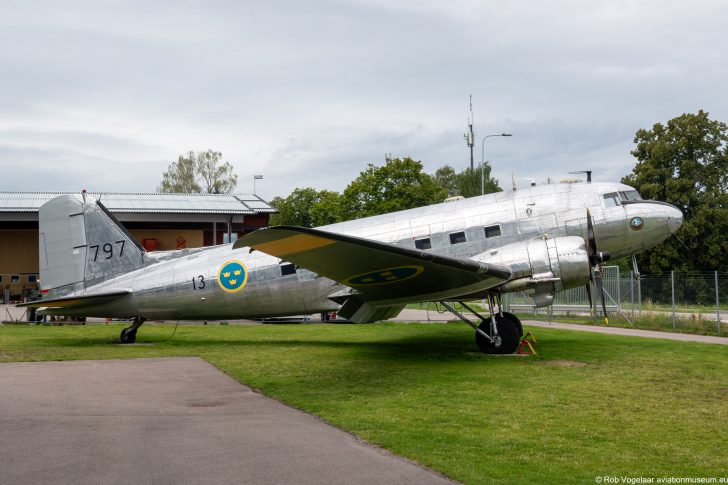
[17,290,131,309]
[235,226,512,304]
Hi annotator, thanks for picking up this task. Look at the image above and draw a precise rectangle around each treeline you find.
[622,110,728,277]
[272,110,728,280]
[269,157,500,226]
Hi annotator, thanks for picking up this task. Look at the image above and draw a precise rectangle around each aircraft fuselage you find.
[43,181,682,320]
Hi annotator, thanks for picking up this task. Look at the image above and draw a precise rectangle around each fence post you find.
[616,266,621,311]
[671,270,676,330]
[716,270,721,335]
[630,270,635,320]
[637,273,642,317]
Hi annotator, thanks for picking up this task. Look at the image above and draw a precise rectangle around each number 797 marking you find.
[89,240,126,262]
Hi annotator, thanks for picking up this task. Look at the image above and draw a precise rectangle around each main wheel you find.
[501,311,523,338]
[120,327,137,344]
[475,317,519,354]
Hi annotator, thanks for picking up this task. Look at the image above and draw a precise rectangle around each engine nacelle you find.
[473,236,591,307]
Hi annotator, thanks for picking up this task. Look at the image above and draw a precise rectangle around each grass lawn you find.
[1,322,727,484]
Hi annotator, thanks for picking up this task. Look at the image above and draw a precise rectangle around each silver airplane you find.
[20,181,683,354]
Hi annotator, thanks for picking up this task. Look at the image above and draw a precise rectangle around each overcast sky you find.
[1,0,726,201]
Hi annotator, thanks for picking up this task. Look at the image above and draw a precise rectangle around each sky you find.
[1,0,727,201]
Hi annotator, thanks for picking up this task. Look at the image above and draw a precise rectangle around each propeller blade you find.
[586,208,596,257]
[594,265,609,325]
[585,283,593,309]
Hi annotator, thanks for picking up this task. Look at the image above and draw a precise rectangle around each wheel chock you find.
[517,332,538,355]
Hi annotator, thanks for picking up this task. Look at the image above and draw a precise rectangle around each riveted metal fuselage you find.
[52,182,681,320]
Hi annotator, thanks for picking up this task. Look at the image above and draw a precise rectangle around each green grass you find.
[1,322,727,484]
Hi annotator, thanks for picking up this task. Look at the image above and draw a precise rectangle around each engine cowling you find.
[473,236,591,307]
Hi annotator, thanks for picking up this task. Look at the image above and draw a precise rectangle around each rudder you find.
[38,194,146,295]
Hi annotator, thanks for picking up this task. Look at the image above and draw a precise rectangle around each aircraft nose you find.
[666,204,683,235]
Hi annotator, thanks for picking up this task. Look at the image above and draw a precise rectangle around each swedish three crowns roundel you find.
[218,260,248,293]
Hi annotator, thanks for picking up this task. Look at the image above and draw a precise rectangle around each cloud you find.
[0,0,726,201]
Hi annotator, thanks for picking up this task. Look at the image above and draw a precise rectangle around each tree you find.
[159,150,238,193]
[622,110,728,275]
[269,188,342,227]
[341,157,446,220]
[455,162,501,198]
[434,162,502,198]
[434,165,459,197]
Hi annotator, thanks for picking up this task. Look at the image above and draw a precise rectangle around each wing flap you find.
[17,290,131,309]
[235,226,512,303]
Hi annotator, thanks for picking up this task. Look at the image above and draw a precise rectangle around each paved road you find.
[522,320,728,345]
[0,357,455,485]
[393,309,728,345]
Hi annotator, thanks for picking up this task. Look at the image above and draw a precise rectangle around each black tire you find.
[501,311,523,338]
[120,328,137,344]
[475,316,520,354]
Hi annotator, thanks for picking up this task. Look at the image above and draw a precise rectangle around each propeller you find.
[585,209,611,324]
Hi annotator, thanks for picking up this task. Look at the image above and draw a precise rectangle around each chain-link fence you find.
[503,267,727,336]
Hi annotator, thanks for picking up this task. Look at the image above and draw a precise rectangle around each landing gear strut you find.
[120,317,146,344]
[440,295,520,354]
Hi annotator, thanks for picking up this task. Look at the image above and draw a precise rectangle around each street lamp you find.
[480,133,512,195]
[253,175,263,195]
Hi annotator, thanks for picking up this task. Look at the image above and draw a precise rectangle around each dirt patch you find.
[537,359,588,368]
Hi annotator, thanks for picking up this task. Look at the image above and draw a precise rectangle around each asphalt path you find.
[393,309,728,345]
[0,357,455,485]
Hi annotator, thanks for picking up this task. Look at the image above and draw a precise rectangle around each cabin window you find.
[415,237,431,250]
[280,263,297,276]
[10,275,20,284]
[27,275,38,283]
[484,225,501,238]
[603,192,621,208]
[449,231,466,245]
[619,190,642,202]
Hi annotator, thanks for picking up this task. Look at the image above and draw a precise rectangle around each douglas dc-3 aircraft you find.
[20,179,682,354]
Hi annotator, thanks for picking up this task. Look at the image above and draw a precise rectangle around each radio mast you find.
[463,94,475,170]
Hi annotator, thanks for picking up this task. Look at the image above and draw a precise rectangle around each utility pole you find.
[463,94,475,171]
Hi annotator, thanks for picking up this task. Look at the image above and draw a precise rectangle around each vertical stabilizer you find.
[38,194,146,295]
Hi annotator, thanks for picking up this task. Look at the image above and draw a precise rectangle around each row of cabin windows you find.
[277,224,504,274]
[415,224,501,249]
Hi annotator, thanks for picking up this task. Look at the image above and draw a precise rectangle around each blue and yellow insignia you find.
[343,265,424,286]
[218,260,248,293]
[630,217,644,231]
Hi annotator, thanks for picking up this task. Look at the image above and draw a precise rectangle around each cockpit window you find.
[619,190,642,201]
[603,192,621,208]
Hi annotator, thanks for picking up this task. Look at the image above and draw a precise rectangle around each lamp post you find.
[480,133,512,195]
[253,174,263,195]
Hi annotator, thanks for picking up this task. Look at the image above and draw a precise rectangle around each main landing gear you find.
[120,317,146,344]
[440,295,521,354]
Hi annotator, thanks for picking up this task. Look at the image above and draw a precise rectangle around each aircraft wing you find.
[17,290,131,309]
[235,226,512,303]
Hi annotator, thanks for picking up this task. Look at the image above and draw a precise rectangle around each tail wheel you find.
[475,317,519,354]
[120,327,137,344]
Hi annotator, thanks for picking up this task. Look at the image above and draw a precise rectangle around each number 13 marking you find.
[191,275,205,290]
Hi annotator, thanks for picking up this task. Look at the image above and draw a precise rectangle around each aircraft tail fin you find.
[38,194,147,295]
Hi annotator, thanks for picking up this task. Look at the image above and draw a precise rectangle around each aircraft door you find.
[169,260,202,318]
[514,193,559,239]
